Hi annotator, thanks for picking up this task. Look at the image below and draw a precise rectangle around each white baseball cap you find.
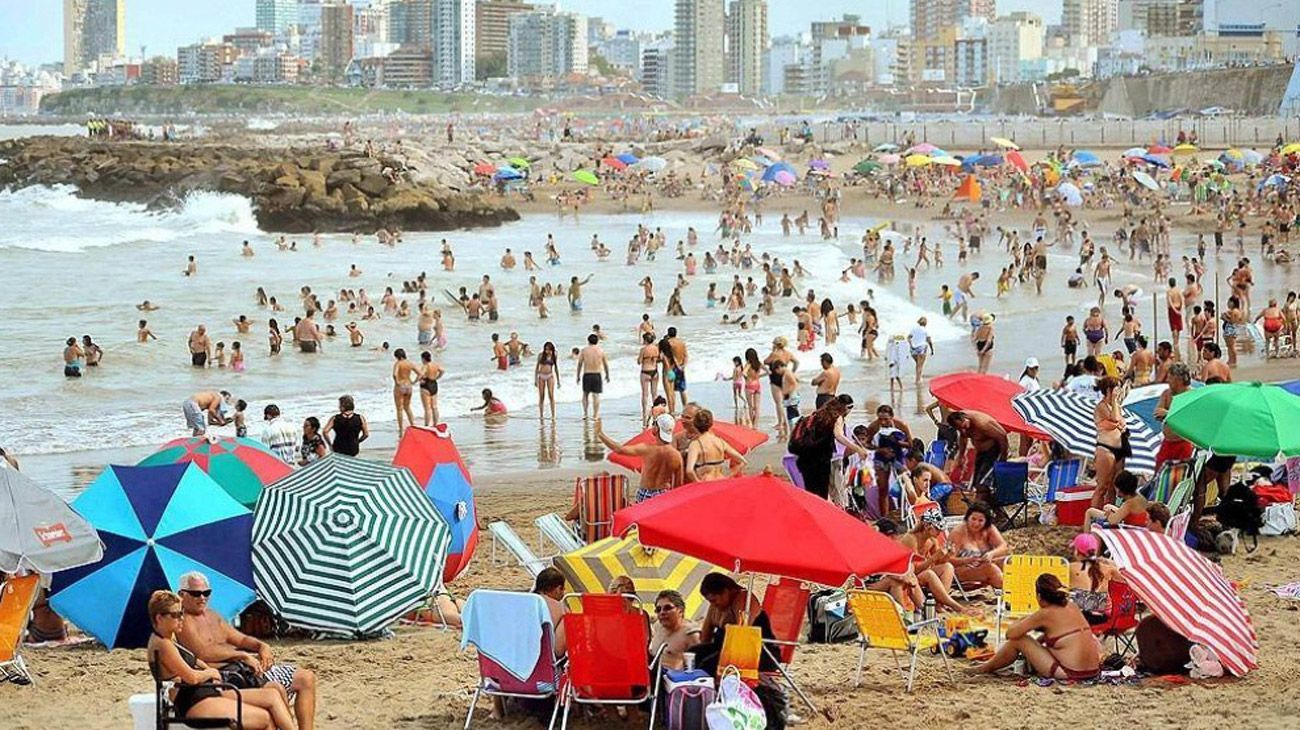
[1025,357,1040,369]
[654,413,676,443]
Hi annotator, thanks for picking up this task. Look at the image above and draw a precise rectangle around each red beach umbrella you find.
[929,372,1050,440]
[472,161,496,176]
[393,424,477,583]
[1006,150,1029,172]
[612,474,912,586]
[601,156,628,171]
[607,419,768,472]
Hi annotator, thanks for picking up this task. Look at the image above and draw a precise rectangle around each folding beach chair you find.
[761,579,809,665]
[1029,458,1082,507]
[487,521,550,577]
[994,555,1070,645]
[1146,460,1189,505]
[1165,475,1195,515]
[534,513,583,556]
[845,590,951,692]
[0,574,40,685]
[462,590,565,730]
[991,462,1030,530]
[1166,507,1192,544]
[151,653,244,729]
[924,439,949,470]
[573,473,629,543]
[1091,581,1141,657]
[559,593,664,730]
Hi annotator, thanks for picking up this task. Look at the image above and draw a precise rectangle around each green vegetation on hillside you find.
[40,85,544,116]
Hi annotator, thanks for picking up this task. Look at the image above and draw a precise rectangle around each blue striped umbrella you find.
[49,463,255,649]
[1011,389,1161,473]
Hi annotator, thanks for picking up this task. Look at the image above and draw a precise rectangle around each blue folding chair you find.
[991,462,1030,530]
[1031,458,1082,506]
[925,439,949,470]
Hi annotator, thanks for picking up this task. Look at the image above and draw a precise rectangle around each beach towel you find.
[460,591,552,681]
[1268,582,1300,600]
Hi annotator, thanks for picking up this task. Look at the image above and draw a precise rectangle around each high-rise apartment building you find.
[255,0,299,35]
[674,0,726,97]
[433,0,475,87]
[1063,0,1118,46]
[910,0,995,41]
[990,11,1045,83]
[320,3,355,81]
[389,0,432,48]
[726,0,767,96]
[477,0,534,65]
[63,0,125,75]
[507,8,587,80]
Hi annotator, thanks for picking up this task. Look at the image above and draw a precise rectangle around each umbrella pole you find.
[762,643,825,720]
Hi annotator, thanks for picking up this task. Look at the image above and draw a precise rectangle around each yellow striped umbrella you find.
[552,532,717,620]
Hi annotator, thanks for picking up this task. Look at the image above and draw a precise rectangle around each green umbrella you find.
[508,157,531,169]
[572,170,600,186]
[1165,382,1300,459]
[854,160,883,174]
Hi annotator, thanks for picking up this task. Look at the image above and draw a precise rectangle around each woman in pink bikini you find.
[973,574,1102,681]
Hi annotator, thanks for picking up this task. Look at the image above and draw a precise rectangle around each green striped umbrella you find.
[252,454,450,636]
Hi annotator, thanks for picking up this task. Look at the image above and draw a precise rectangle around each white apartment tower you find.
[674,0,726,97]
[433,0,475,87]
[726,0,768,96]
[990,11,1045,83]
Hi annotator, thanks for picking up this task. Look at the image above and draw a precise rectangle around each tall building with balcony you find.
[477,0,533,67]
[1063,0,1118,46]
[389,0,432,48]
[674,0,726,97]
[433,0,475,87]
[726,0,767,96]
[990,11,1045,83]
[255,0,299,35]
[507,8,587,81]
[320,3,356,82]
[63,0,125,75]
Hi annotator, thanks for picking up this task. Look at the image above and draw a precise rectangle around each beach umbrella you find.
[931,155,963,167]
[1133,170,1160,191]
[853,159,883,175]
[991,137,1020,150]
[572,170,600,186]
[1140,154,1171,169]
[1220,148,1244,161]
[601,156,628,171]
[1012,389,1161,473]
[808,159,831,171]
[1096,529,1257,676]
[1164,382,1300,459]
[1122,147,1147,158]
[952,174,982,203]
[905,154,933,168]
[1172,143,1198,155]
[392,424,478,584]
[1006,150,1028,172]
[756,146,782,161]
[879,153,902,166]
[138,436,291,509]
[252,454,450,636]
[615,153,640,165]
[0,468,103,575]
[507,157,531,169]
[1241,149,1264,165]
[873,143,899,153]
[1057,181,1083,207]
[1280,142,1300,156]
[632,156,668,173]
[905,142,938,155]
[773,170,797,186]
[737,175,755,191]
[731,158,760,171]
[1205,159,1226,171]
[552,532,717,620]
[472,161,496,176]
[1072,151,1102,167]
[750,155,773,168]
[608,419,767,473]
[761,161,797,182]
[493,166,523,181]
[929,373,1049,440]
[612,474,912,587]
[965,154,1003,168]
[49,463,255,649]
[1148,144,1173,155]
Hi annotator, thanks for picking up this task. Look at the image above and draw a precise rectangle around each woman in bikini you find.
[534,341,560,421]
[392,348,419,435]
[1068,533,1120,626]
[974,574,1101,681]
[742,348,766,429]
[685,409,746,483]
[947,502,1009,589]
[1091,376,1130,509]
[418,351,444,426]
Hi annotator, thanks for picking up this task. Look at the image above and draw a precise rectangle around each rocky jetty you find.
[0,136,519,233]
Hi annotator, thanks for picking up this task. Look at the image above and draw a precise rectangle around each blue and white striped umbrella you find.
[1012,389,1162,474]
[252,454,450,636]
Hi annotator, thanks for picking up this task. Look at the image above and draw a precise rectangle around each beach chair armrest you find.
[905,617,943,633]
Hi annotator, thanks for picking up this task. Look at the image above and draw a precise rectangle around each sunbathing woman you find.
[974,574,1102,681]
[1068,533,1120,626]
[947,502,1009,589]
[685,408,746,483]
[1084,470,1148,533]
[146,590,295,730]
[878,517,979,616]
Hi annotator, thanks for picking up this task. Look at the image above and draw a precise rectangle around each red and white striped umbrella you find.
[1097,529,1257,676]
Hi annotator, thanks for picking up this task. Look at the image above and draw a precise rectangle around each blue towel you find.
[460,590,553,681]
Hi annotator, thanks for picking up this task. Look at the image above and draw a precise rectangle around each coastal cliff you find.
[0,136,519,233]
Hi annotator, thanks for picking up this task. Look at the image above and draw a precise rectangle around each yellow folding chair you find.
[717,624,762,685]
[846,590,952,692]
[0,574,41,685]
[995,555,1069,645]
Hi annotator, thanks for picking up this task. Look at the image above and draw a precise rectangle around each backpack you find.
[787,416,820,459]
[1217,481,1263,551]
[806,589,857,644]
[667,681,716,730]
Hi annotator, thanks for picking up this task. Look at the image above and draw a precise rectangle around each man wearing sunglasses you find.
[649,590,698,671]
[175,571,317,730]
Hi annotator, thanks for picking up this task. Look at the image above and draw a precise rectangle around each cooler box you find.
[129,693,156,730]
[1054,485,1095,527]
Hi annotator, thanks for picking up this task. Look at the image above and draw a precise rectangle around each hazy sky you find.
[0,1,1060,67]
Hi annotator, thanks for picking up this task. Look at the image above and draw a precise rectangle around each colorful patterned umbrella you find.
[553,532,717,620]
[138,436,291,508]
[392,424,478,584]
[252,454,450,635]
[49,463,255,649]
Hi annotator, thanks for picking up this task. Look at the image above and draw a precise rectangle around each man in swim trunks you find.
[664,326,690,404]
[576,333,609,419]
[183,390,233,436]
[594,415,683,502]
[1153,363,1194,469]
[1165,277,1184,354]
[294,312,322,353]
[811,353,841,409]
[188,325,212,368]
[417,304,435,346]
[569,274,593,311]
[490,333,508,370]
[506,332,529,366]
[947,410,1009,507]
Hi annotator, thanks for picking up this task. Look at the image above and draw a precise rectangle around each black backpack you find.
[787,416,820,459]
[1216,481,1263,551]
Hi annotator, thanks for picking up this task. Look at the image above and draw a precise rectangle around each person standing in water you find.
[535,341,561,420]
[576,334,609,420]
[418,351,444,426]
[392,349,420,435]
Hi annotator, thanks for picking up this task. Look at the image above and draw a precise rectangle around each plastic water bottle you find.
[923,596,936,622]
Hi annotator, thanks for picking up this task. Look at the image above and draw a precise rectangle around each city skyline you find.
[0,0,1060,67]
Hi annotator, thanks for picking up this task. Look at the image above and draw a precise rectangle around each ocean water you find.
[0,185,977,493]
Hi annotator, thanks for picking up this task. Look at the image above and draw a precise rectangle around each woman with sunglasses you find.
[147,590,297,730]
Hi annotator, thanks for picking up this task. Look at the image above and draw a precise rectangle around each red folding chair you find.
[573,473,629,543]
[559,593,664,730]
[761,579,809,665]
[1091,581,1140,657]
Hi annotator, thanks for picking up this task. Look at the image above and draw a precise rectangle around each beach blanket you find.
[460,590,552,681]
[1268,582,1300,600]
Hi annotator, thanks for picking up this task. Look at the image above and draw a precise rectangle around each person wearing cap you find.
[1018,358,1042,392]
[973,313,995,374]
[594,416,682,502]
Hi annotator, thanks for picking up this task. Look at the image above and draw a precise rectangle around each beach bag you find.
[806,589,857,644]
[1260,502,1297,536]
[217,661,267,690]
[667,678,716,730]
[1187,644,1225,679]
[706,668,766,730]
[786,417,820,459]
